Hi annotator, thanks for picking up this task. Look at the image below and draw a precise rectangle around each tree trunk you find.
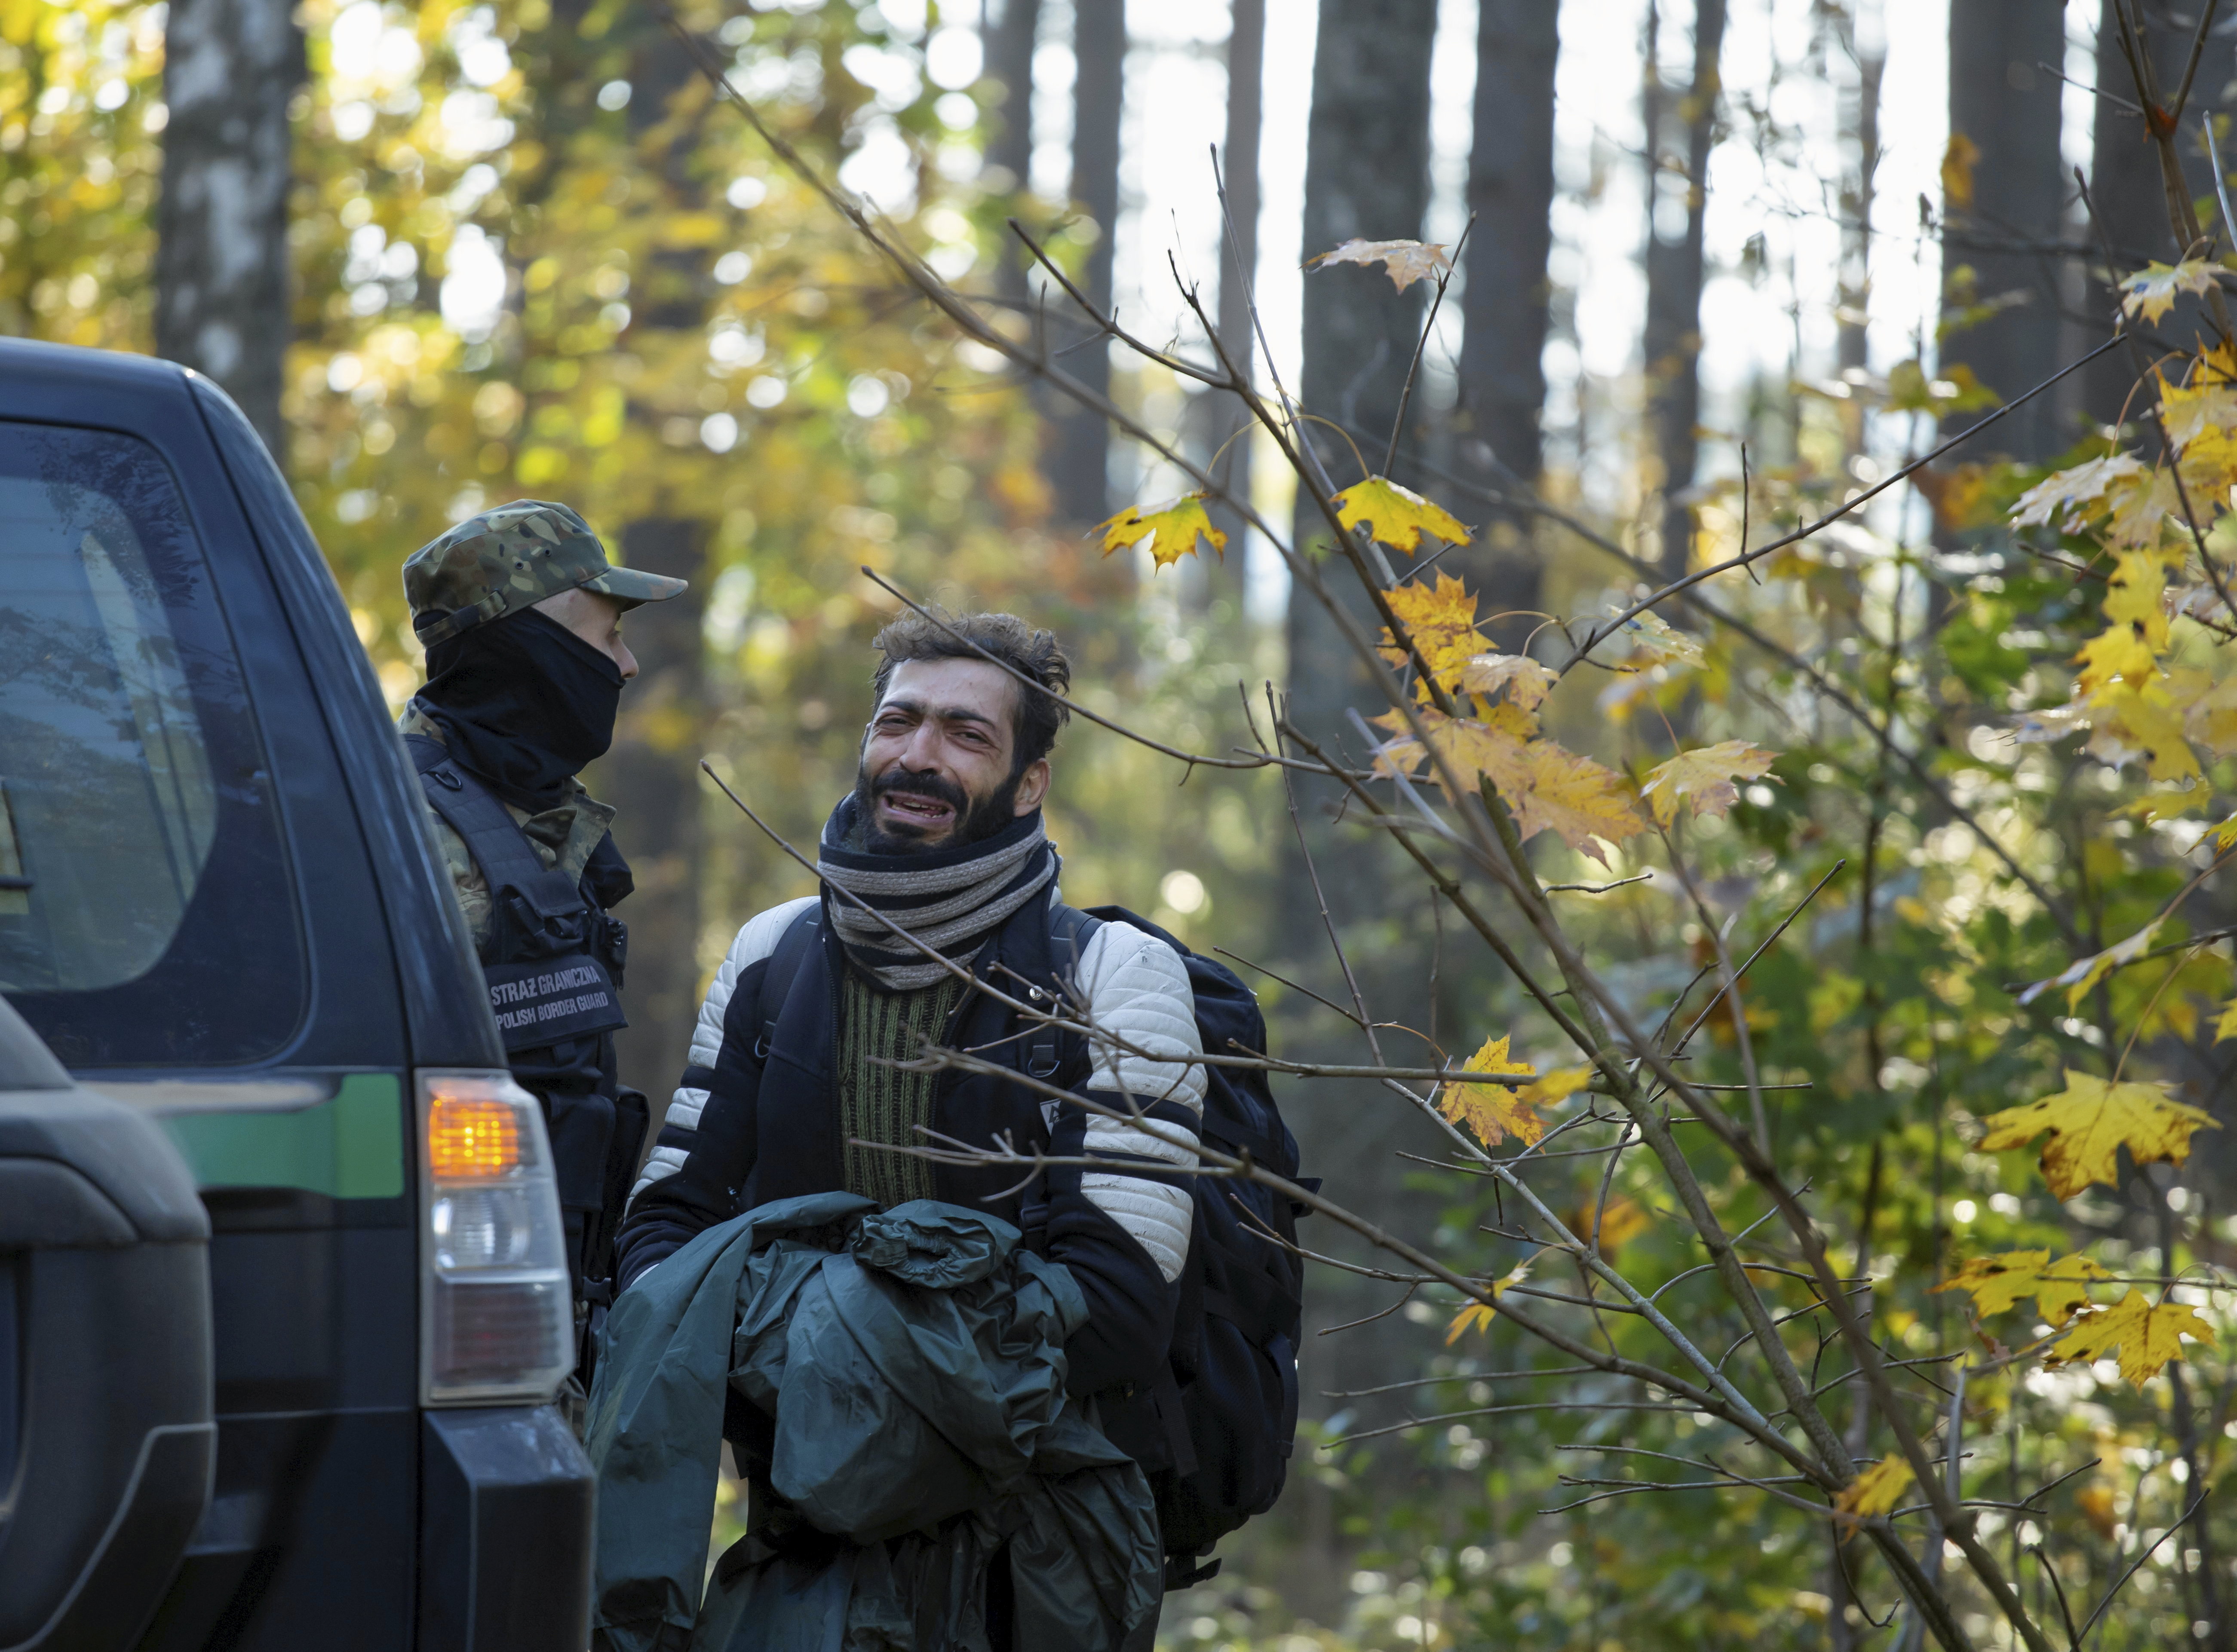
[1284,0,1436,867]
[154,0,302,460]
[2084,0,2225,431]
[1940,0,2066,456]
[1455,0,1559,651]
[1642,0,1726,581]
[983,0,1040,305]
[1205,0,1265,607]
[1279,0,1441,1413]
[984,0,1040,192]
[598,28,713,1128]
[1047,0,1124,527]
[601,518,707,1130]
[1837,13,1883,379]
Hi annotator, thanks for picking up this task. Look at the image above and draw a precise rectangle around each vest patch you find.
[481,953,628,1050]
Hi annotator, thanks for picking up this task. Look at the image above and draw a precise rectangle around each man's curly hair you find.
[869,609,1073,771]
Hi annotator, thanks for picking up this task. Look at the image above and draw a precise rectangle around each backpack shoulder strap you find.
[405,733,584,921]
[750,902,823,1064]
[1047,903,1103,976]
[1038,904,1104,1084]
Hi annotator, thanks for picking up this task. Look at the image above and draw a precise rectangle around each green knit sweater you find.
[836,965,967,1209]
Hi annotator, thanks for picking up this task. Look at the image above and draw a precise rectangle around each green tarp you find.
[586,1192,1160,1652]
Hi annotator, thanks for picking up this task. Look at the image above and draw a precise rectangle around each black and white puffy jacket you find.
[614,887,1206,1398]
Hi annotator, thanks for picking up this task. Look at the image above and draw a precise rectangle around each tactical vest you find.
[405,735,646,1335]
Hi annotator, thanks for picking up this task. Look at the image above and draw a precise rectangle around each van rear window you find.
[0,420,306,1067]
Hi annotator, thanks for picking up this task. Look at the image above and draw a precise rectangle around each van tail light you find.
[417,1071,572,1406]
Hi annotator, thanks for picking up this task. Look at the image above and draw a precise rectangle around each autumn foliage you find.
[20,0,2237,1643]
[1051,184,2237,1644]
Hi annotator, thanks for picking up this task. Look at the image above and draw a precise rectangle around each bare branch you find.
[1564,337,2127,668]
[2075,1491,2210,1646]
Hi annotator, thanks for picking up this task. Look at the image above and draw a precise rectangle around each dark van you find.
[0,336,593,1650]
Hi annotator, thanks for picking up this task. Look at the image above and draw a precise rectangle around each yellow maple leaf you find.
[1933,1250,2111,1324]
[1507,739,1649,867]
[2180,433,2237,503]
[1833,1456,1915,1529]
[1371,706,1646,864]
[1601,608,1705,669]
[2176,670,2237,756]
[1369,703,1538,797]
[2121,259,2222,325]
[1379,572,1494,694]
[2164,368,2237,493]
[2016,920,2163,1009]
[1640,740,1780,827]
[2048,1288,2216,1384]
[2215,997,2237,1042]
[1436,1034,1541,1148]
[1334,475,1472,554]
[1519,1063,1593,1112]
[1941,132,1980,209]
[2010,454,2146,530]
[1445,1300,1497,1342]
[2016,1255,2114,1326]
[1308,237,1454,291]
[1444,1263,1528,1343]
[2111,469,2183,552]
[2074,626,2161,697]
[1095,493,1227,568]
[1979,1069,2218,1199]
[1458,652,1558,713]
[2157,374,2237,456]
[2103,549,2173,650]
[2114,793,2200,828]
[2105,468,2182,549]
[2094,682,2203,782]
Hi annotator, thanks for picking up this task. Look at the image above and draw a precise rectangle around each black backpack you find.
[753,900,1310,1585]
[1049,905,1309,1586]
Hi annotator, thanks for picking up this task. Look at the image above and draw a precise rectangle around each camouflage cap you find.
[403,500,687,646]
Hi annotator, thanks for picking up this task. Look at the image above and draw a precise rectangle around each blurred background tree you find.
[18,0,2237,1643]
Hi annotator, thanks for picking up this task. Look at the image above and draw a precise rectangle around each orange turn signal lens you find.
[427,1097,521,1181]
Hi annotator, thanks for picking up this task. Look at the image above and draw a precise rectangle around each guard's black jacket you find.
[408,733,647,1314]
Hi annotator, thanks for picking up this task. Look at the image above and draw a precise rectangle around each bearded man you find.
[614,608,1204,1486]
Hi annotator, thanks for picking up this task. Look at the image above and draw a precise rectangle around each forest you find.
[18,0,2237,1645]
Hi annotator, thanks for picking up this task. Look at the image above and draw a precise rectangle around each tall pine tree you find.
[1047,0,1123,525]
[1642,0,1725,581]
[1280,0,1443,1398]
[1941,0,2066,455]
[155,0,301,456]
[1456,0,1560,650]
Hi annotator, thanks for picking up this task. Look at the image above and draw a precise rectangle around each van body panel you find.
[0,340,590,1652]
[419,1408,595,1652]
[0,1065,214,1652]
[136,1412,417,1652]
[184,371,502,1075]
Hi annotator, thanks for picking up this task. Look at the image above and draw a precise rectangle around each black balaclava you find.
[417,607,623,813]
